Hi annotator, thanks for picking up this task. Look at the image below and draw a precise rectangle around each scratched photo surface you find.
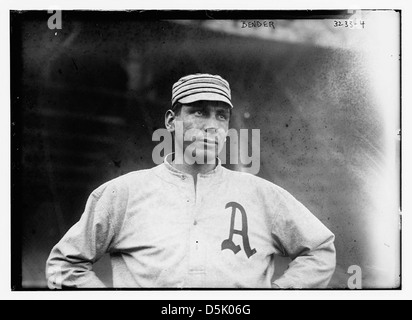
[11,10,400,289]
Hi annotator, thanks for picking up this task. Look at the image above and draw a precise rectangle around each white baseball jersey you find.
[46,154,336,288]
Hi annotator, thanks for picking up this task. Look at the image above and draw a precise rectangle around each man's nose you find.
[203,115,219,132]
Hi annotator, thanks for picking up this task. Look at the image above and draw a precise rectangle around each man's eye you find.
[194,110,204,116]
[218,114,228,120]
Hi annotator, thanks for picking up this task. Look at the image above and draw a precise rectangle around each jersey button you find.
[193,220,198,226]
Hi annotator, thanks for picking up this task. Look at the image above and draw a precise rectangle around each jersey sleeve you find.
[45,180,127,288]
[271,188,336,289]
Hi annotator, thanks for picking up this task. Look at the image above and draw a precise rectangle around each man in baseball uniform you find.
[46,73,336,288]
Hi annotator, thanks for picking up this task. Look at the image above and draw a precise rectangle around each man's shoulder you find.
[94,165,160,192]
[222,167,285,193]
[222,168,307,208]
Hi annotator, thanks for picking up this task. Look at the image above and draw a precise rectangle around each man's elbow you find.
[45,246,86,289]
[45,256,64,289]
[317,234,337,287]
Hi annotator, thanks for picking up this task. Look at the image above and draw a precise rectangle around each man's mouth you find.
[203,138,218,146]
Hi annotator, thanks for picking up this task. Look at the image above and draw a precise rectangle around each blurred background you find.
[11,10,400,289]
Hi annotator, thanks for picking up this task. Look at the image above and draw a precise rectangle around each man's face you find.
[173,101,230,163]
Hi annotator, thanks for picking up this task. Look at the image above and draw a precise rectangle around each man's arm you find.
[45,181,125,288]
[271,188,336,289]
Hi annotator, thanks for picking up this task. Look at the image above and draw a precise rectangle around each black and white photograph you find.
[9,8,402,293]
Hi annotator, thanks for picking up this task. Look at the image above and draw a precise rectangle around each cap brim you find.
[178,92,233,108]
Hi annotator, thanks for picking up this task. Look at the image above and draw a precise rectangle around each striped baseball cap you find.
[172,73,233,108]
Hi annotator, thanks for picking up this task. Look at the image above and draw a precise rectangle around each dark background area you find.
[11,11,400,289]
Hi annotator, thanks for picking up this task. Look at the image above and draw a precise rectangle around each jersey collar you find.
[154,153,223,185]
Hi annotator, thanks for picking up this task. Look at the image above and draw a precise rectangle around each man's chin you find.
[191,148,219,165]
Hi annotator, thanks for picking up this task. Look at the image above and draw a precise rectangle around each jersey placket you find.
[185,173,208,287]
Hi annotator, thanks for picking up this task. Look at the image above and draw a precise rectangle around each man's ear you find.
[165,109,176,132]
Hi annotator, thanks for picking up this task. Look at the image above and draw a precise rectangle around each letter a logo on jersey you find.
[221,202,257,258]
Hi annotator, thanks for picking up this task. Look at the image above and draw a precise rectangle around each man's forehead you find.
[182,100,231,111]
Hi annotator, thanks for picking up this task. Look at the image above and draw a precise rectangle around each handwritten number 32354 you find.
[333,20,365,29]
